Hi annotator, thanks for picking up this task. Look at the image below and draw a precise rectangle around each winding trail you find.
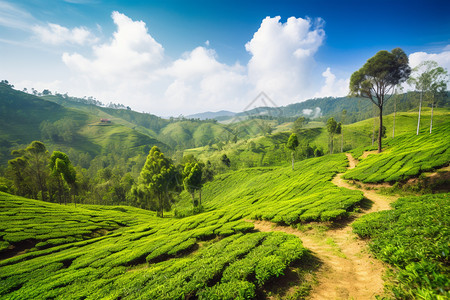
[253,153,398,299]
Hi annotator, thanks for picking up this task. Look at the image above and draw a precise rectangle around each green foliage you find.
[286,133,299,169]
[49,151,76,204]
[286,133,299,151]
[292,116,306,134]
[350,48,411,152]
[0,192,307,299]
[183,162,203,206]
[343,120,450,182]
[352,193,449,299]
[326,117,340,154]
[133,146,178,217]
[175,154,363,223]
[7,141,50,201]
[221,154,231,167]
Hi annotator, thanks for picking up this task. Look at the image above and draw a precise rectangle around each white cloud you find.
[58,13,338,116]
[245,16,325,103]
[63,11,164,79]
[32,23,97,45]
[161,47,248,114]
[302,107,321,118]
[409,48,450,70]
[314,67,349,98]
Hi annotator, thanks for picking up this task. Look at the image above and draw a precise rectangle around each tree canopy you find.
[183,163,203,207]
[134,146,178,217]
[49,151,76,205]
[408,60,449,134]
[350,48,411,152]
[286,133,299,170]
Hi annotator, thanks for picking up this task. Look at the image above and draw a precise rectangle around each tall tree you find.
[392,85,402,138]
[286,133,299,170]
[429,71,448,133]
[326,117,338,154]
[350,48,411,152]
[408,61,434,135]
[25,142,50,201]
[7,141,50,200]
[340,109,347,152]
[133,146,178,217]
[292,116,305,134]
[49,151,76,205]
[409,61,448,134]
[183,163,203,207]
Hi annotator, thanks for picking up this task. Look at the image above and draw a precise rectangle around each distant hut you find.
[100,118,111,123]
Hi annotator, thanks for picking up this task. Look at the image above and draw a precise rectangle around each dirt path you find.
[253,152,398,299]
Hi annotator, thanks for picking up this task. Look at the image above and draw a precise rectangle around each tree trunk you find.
[199,189,202,206]
[430,102,434,134]
[416,90,422,135]
[392,97,396,138]
[329,134,333,154]
[159,195,163,218]
[378,105,383,153]
[291,151,295,170]
[372,104,376,146]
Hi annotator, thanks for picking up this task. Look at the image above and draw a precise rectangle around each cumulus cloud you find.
[409,48,450,70]
[245,16,325,103]
[161,47,248,113]
[314,67,349,98]
[63,11,164,79]
[32,23,97,45]
[59,12,341,115]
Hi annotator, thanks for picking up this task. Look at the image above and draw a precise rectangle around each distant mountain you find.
[186,110,236,120]
[222,91,449,124]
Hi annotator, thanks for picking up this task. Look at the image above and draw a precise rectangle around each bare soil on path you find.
[253,152,398,299]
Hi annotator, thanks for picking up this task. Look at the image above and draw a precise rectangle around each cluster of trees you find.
[131,147,214,217]
[285,133,324,170]
[1,141,216,217]
[350,48,448,152]
[4,141,76,204]
[407,60,448,135]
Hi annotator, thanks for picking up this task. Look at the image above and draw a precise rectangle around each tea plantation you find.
[343,119,450,183]
[0,191,305,299]
[1,112,449,298]
[0,150,367,299]
[176,153,364,224]
[353,193,449,299]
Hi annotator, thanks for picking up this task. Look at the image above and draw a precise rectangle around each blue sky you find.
[1,0,449,116]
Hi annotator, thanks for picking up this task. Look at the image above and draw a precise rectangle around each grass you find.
[352,193,449,299]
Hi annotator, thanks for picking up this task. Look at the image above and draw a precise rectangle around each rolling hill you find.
[0,83,166,166]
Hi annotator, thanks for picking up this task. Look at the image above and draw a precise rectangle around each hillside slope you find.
[0,83,166,165]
